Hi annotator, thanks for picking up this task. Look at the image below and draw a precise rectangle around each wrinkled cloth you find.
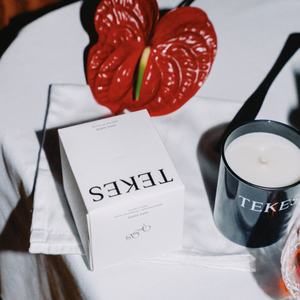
[3,84,255,272]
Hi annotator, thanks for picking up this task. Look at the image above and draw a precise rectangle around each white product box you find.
[58,110,184,270]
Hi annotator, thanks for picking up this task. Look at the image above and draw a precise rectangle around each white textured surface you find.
[1,0,300,299]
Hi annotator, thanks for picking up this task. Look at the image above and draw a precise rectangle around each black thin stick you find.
[177,0,196,7]
[215,33,300,153]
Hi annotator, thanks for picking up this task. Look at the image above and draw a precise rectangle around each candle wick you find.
[260,157,267,165]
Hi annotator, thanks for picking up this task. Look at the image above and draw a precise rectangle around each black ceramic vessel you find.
[214,120,300,248]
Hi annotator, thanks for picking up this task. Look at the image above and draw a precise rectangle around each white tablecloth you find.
[1,0,300,299]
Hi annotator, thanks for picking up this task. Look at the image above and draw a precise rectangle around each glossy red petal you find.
[87,0,159,114]
[137,6,217,115]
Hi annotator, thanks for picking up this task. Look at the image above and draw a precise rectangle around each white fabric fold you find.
[139,250,255,272]
[3,84,256,272]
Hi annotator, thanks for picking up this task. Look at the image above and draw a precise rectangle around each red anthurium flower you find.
[87,0,217,116]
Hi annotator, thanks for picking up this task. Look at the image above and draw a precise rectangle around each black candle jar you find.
[214,120,300,248]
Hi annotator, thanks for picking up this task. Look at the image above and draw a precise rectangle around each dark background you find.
[0,0,79,58]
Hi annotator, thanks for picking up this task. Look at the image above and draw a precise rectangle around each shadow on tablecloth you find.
[0,180,84,299]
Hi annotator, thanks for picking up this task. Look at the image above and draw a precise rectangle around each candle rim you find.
[221,119,300,190]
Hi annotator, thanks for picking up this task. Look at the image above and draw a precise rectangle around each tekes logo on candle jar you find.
[239,194,299,214]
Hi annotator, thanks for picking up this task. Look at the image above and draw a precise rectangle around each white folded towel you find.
[3,84,256,272]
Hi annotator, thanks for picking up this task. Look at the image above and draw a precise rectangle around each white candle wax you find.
[225,132,300,188]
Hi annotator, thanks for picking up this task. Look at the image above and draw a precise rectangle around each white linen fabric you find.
[3,0,300,279]
[4,84,255,272]
[1,0,300,299]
